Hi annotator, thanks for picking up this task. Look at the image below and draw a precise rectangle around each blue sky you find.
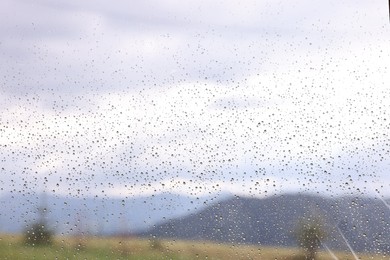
[1,0,389,199]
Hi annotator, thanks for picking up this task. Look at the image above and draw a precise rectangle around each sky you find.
[1,0,390,199]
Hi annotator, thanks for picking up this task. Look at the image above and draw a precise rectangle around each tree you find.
[24,198,53,246]
[295,216,326,260]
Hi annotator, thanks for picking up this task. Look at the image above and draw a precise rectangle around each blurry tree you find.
[73,211,88,250]
[295,216,326,260]
[24,197,53,246]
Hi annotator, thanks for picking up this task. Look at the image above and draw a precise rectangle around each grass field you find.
[0,234,387,260]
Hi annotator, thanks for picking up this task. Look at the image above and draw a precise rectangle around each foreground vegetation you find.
[0,233,387,260]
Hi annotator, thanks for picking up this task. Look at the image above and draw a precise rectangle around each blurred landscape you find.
[0,233,388,260]
[0,192,225,234]
[0,192,389,258]
[1,0,390,259]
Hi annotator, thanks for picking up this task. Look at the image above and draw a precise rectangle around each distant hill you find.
[141,193,390,254]
[0,192,225,235]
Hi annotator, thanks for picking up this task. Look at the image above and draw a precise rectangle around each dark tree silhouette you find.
[24,196,53,246]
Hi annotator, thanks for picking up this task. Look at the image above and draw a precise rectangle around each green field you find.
[0,234,387,260]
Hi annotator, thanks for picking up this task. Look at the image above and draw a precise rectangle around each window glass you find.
[1,0,389,259]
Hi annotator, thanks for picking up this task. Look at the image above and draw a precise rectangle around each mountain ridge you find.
[140,193,390,254]
[0,191,227,235]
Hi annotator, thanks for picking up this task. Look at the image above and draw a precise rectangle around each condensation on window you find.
[0,0,389,259]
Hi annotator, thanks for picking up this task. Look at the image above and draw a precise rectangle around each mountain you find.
[141,193,390,254]
[0,192,226,235]
[2,191,389,253]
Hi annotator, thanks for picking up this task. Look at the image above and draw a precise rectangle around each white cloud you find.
[1,0,389,198]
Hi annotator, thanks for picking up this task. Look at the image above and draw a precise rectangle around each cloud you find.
[1,77,390,197]
[1,0,387,97]
[0,0,389,198]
